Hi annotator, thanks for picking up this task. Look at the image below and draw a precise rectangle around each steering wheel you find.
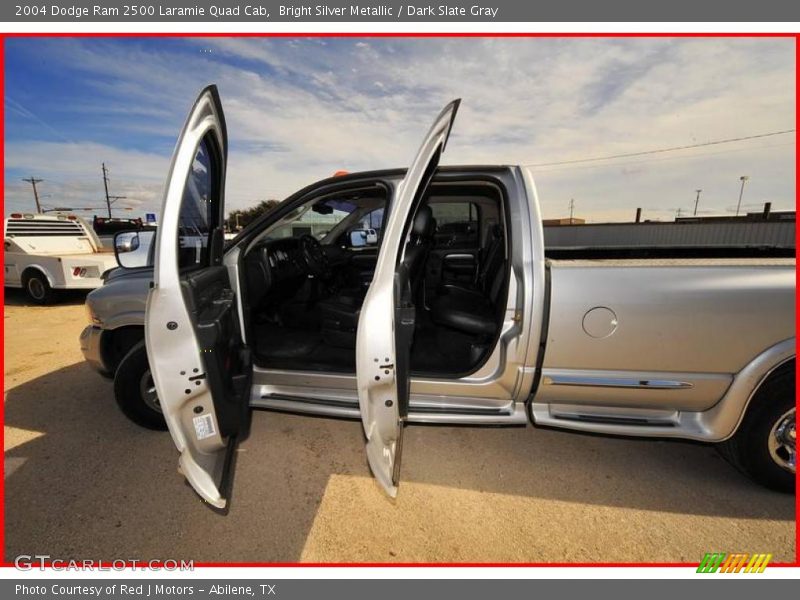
[299,234,328,277]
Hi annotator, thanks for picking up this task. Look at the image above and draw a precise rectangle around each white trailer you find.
[4,213,120,304]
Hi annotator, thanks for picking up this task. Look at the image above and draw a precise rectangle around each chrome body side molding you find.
[531,338,795,442]
[543,374,693,390]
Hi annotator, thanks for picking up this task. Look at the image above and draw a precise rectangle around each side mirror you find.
[349,228,378,248]
[116,231,139,253]
[114,230,155,269]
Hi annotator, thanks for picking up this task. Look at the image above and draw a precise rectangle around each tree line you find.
[226,199,280,231]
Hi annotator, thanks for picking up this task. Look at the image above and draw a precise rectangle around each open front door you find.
[145,86,251,510]
[356,100,460,496]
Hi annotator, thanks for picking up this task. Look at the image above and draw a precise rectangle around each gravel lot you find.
[3,290,796,563]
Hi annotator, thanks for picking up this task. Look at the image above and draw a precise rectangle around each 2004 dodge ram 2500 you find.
[81,86,795,509]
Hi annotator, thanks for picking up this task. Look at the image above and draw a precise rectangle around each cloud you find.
[4,37,795,222]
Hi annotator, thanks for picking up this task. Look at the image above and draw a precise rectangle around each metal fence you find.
[543,221,796,249]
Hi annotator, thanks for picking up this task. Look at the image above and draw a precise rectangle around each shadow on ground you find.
[4,288,90,307]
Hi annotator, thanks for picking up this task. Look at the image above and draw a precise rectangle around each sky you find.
[3,37,796,222]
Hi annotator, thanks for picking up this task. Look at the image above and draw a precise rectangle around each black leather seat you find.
[430,225,505,337]
[441,224,503,297]
[431,289,497,336]
[317,292,363,348]
[318,206,436,348]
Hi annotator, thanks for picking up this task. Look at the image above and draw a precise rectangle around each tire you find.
[718,366,795,493]
[22,270,54,305]
[114,342,167,431]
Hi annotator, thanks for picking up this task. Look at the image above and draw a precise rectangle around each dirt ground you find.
[3,289,796,563]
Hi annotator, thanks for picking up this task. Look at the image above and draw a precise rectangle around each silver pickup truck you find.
[81,86,795,509]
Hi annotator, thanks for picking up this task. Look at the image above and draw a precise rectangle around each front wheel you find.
[114,342,167,431]
[718,367,795,493]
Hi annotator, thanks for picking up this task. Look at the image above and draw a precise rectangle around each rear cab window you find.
[430,201,480,249]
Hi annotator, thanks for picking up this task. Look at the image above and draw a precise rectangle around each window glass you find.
[430,201,479,248]
[359,207,384,231]
[266,198,383,240]
[177,138,215,269]
[265,198,358,241]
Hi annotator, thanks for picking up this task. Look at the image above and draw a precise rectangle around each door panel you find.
[182,266,252,438]
[424,200,481,292]
[355,99,460,497]
[425,249,479,294]
[145,85,249,510]
[442,253,477,282]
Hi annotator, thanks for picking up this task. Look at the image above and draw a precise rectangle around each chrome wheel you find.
[27,277,45,301]
[139,370,161,414]
[768,407,796,474]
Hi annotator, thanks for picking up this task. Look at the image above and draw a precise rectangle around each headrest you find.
[411,205,434,237]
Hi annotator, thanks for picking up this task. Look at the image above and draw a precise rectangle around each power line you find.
[528,141,794,174]
[525,129,795,168]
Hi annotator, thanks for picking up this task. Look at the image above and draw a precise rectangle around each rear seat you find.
[430,225,505,337]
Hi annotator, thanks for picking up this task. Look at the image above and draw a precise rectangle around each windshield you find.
[261,195,382,243]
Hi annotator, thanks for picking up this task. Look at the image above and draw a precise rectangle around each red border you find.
[0,32,797,38]
[0,30,797,570]
[1,31,6,572]
[795,35,800,567]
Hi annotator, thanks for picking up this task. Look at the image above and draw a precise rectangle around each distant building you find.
[543,204,795,251]
[676,210,795,224]
[542,217,585,226]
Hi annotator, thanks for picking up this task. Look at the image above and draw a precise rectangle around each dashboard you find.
[244,235,365,309]
[243,238,308,308]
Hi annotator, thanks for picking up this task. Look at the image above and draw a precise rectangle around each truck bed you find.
[542,256,794,383]
[58,250,116,258]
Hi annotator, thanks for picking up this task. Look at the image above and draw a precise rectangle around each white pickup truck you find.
[3,213,120,304]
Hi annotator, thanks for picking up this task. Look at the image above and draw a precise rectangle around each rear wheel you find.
[718,366,795,493]
[22,271,54,305]
[114,342,167,430]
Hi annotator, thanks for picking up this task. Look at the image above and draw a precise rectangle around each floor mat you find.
[254,321,356,372]
[254,316,481,376]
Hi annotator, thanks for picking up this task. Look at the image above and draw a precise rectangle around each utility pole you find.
[693,189,702,216]
[101,162,127,219]
[676,207,683,219]
[736,175,750,217]
[568,198,575,223]
[22,176,44,214]
[101,163,111,217]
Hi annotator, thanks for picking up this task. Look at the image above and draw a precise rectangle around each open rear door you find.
[145,86,251,510]
[356,100,460,496]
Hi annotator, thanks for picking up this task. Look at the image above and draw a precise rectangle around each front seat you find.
[318,205,436,348]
